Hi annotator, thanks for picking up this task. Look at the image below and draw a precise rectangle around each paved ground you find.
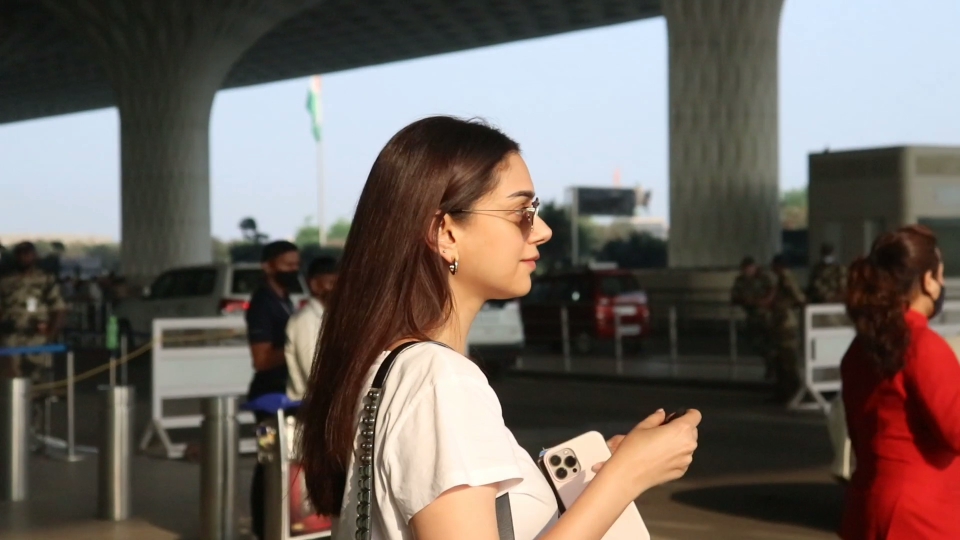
[1,357,842,539]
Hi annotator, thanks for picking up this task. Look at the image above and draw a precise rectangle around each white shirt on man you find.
[284,297,324,401]
[334,342,559,539]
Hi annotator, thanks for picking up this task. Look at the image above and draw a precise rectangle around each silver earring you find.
[449,259,459,275]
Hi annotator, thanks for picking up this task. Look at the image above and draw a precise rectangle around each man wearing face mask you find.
[0,242,66,381]
[245,240,301,540]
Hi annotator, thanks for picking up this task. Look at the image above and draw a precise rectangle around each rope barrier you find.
[16,329,248,395]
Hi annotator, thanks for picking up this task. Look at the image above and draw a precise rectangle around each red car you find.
[520,267,650,354]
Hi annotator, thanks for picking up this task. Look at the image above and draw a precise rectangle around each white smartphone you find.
[539,431,650,540]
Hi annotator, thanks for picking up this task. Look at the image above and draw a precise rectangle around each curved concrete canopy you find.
[0,0,662,125]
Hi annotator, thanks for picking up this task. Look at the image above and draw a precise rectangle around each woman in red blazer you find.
[840,225,960,539]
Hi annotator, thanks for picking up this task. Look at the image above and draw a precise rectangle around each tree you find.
[596,232,667,269]
[781,188,808,230]
[536,201,600,271]
[328,219,351,242]
[294,217,321,247]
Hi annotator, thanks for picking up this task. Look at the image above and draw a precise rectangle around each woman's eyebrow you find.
[507,190,535,199]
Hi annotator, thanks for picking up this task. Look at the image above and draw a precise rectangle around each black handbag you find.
[354,341,515,540]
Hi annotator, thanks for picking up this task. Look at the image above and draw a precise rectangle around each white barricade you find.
[139,317,256,459]
[792,301,960,414]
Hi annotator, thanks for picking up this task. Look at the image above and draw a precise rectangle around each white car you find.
[114,263,309,344]
[467,299,525,380]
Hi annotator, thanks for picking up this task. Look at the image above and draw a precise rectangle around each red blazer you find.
[840,309,960,539]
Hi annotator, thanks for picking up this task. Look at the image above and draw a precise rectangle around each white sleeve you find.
[283,316,303,400]
[382,376,523,522]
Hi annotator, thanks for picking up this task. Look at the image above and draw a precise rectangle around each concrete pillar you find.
[40,0,315,284]
[663,0,784,269]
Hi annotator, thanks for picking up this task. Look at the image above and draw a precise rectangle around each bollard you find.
[98,385,133,520]
[259,412,284,540]
[200,396,239,540]
[560,306,571,372]
[668,305,679,363]
[0,377,30,502]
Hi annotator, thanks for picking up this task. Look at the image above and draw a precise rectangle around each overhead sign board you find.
[575,187,637,217]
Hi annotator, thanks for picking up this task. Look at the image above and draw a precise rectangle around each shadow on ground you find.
[671,482,845,533]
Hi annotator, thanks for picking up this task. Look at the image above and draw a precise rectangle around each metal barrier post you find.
[63,351,82,462]
[560,306,571,372]
[260,412,285,540]
[614,314,624,375]
[98,385,133,520]
[668,305,679,362]
[120,334,129,387]
[0,377,30,502]
[200,396,239,540]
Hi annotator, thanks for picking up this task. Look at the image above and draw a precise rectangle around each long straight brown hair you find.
[846,225,940,377]
[298,116,521,516]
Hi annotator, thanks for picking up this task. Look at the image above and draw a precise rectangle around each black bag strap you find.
[355,341,515,540]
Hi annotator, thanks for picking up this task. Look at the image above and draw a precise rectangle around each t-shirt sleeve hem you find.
[398,465,525,523]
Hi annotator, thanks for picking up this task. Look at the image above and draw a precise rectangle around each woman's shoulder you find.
[393,341,488,385]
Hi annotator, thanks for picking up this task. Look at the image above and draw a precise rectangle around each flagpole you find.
[317,136,326,246]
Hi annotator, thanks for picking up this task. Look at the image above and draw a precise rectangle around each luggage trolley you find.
[250,394,332,540]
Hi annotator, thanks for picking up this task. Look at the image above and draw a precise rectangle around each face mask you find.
[274,270,301,291]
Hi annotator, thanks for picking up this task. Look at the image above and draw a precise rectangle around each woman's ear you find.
[430,213,458,265]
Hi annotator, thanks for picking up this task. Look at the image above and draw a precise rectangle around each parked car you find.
[114,263,309,344]
[468,299,525,380]
[520,265,650,354]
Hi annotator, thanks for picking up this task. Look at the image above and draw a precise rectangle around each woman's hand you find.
[593,408,701,499]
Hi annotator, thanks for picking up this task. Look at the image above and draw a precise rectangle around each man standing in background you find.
[770,255,807,404]
[731,256,776,381]
[808,243,846,304]
[284,255,337,401]
[0,242,66,381]
[245,240,301,540]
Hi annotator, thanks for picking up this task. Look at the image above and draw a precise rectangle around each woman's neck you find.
[430,290,485,355]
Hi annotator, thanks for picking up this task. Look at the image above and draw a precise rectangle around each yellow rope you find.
[30,329,248,394]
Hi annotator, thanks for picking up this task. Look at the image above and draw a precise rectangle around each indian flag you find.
[306,75,323,142]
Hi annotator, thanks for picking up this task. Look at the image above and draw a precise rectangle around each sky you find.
[2,0,959,242]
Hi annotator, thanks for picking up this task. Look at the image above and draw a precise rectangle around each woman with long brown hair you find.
[297,116,701,540]
[841,225,960,539]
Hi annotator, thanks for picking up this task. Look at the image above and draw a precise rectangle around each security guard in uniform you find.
[0,242,66,381]
[770,254,806,403]
[808,243,846,304]
[731,256,776,380]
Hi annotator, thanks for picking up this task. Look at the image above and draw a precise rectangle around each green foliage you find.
[597,232,668,269]
[780,188,808,230]
[536,201,601,271]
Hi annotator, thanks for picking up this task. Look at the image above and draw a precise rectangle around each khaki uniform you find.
[0,270,66,380]
[731,271,775,374]
[771,269,806,400]
[808,261,847,304]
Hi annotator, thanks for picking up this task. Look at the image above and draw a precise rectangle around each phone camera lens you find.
[549,455,561,467]
[555,467,568,480]
[564,456,577,468]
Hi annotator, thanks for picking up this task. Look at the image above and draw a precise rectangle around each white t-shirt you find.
[284,298,324,400]
[334,343,559,540]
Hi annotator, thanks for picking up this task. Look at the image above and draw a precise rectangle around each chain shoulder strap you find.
[353,341,515,540]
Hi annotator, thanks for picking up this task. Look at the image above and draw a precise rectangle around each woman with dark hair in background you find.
[297,116,701,540]
[840,225,960,539]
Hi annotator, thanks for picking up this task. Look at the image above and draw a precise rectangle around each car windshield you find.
[231,268,304,294]
[598,274,641,297]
